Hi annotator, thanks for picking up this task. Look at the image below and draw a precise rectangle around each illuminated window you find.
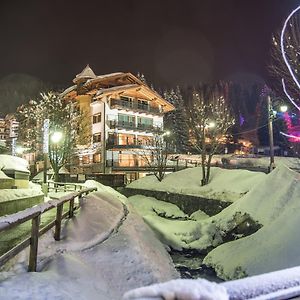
[93,113,101,124]
[93,154,101,163]
[93,133,101,143]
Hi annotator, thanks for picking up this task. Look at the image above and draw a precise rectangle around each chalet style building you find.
[62,66,174,181]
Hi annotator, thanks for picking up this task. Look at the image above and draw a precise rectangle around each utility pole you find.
[267,95,275,172]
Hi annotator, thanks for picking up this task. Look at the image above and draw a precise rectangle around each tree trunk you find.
[54,170,59,182]
[206,155,213,184]
[201,152,206,186]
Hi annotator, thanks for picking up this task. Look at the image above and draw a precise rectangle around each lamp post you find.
[43,119,50,186]
[267,95,288,172]
[50,131,63,183]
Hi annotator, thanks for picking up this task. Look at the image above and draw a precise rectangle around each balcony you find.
[109,120,160,132]
[106,137,154,149]
[110,98,162,115]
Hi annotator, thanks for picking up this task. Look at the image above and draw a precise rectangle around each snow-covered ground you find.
[204,166,300,280]
[0,180,178,299]
[170,154,300,170]
[128,167,266,202]
[128,166,300,281]
[0,187,43,203]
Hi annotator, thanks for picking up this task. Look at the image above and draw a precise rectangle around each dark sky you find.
[0,0,299,88]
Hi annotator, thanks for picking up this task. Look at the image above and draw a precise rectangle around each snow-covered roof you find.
[0,155,29,173]
[94,84,139,97]
[60,85,77,97]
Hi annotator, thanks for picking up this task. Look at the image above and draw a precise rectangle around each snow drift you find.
[204,166,300,280]
[128,167,265,202]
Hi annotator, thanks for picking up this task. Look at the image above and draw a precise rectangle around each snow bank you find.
[0,188,178,299]
[127,167,265,202]
[204,166,300,279]
[128,195,219,251]
[128,166,300,259]
[123,278,228,300]
[84,179,127,203]
[0,188,43,203]
[127,195,187,219]
[0,155,29,173]
[124,265,300,300]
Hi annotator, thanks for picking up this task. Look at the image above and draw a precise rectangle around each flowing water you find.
[170,249,223,282]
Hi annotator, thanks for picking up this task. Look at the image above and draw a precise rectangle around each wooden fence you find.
[0,187,97,272]
[47,181,84,192]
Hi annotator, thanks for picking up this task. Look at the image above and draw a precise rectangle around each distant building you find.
[4,114,19,154]
[62,65,174,181]
[0,117,6,141]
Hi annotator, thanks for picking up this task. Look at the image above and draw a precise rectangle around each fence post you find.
[54,203,63,241]
[28,214,41,272]
[69,198,75,218]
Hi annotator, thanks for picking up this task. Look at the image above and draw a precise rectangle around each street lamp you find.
[267,96,288,172]
[51,131,63,144]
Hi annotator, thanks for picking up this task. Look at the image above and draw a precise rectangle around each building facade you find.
[63,66,174,180]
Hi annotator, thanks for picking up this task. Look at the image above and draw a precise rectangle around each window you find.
[93,113,101,124]
[137,117,153,129]
[93,154,101,163]
[93,133,101,143]
[118,114,135,126]
[118,134,135,145]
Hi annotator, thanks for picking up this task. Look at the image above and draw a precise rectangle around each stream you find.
[170,249,223,282]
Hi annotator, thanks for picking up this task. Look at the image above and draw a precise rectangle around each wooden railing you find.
[0,187,97,272]
[47,181,84,192]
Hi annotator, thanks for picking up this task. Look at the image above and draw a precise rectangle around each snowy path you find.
[0,190,178,300]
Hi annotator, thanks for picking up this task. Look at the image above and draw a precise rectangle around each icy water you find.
[170,250,223,283]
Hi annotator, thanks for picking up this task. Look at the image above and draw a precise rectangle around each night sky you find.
[0,0,299,88]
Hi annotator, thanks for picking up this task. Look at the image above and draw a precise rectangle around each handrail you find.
[0,187,97,272]
[47,181,84,192]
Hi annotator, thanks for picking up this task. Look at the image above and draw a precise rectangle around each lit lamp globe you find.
[280,105,288,113]
[207,121,216,128]
[51,131,63,143]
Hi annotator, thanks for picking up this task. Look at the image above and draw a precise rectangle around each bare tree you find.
[269,6,300,149]
[138,132,172,182]
[17,91,81,181]
[185,85,235,186]
[270,6,300,110]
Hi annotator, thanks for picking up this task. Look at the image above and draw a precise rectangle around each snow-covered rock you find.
[203,166,300,279]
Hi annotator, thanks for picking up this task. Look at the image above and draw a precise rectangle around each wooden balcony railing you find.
[110,98,162,114]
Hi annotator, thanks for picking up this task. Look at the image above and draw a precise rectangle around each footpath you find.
[0,189,178,300]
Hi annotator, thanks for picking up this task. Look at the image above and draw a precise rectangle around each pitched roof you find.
[73,65,97,83]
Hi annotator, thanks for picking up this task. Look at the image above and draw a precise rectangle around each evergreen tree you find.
[137,72,147,84]
[164,87,190,153]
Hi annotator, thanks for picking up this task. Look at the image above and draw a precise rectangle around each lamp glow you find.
[207,121,216,128]
[280,105,288,112]
[51,131,63,143]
